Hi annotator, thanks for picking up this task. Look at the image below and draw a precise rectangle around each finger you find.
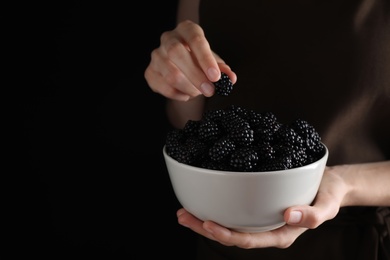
[161,30,216,97]
[203,221,307,249]
[174,21,221,82]
[178,208,307,249]
[148,48,202,97]
[144,68,191,101]
[212,52,237,84]
[218,63,238,84]
[144,51,201,101]
[177,209,218,242]
[284,193,340,229]
[285,170,344,229]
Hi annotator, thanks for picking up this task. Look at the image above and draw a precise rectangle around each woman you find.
[145,0,390,259]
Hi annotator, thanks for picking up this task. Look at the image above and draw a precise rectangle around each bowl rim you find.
[163,143,328,176]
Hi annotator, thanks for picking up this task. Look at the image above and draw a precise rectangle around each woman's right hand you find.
[144,20,237,101]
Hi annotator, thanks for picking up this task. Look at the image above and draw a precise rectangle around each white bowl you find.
[163,144,328,233]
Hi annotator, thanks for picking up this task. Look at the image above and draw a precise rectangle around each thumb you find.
[284,195,340,229]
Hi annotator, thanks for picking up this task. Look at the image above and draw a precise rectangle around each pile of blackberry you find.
[165,105,325,172]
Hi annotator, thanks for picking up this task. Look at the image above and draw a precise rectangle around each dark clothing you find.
[198,0,390,259]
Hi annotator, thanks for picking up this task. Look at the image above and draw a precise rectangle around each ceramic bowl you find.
[163,144,328,233]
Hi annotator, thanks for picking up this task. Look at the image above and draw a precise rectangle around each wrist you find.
[330,161,390,207]
[323,165,354,207]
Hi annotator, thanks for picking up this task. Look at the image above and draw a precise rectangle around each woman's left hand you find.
[177,166,347,249]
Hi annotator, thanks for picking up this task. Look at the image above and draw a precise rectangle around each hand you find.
[177,166,347,249]
[144,20,237,101]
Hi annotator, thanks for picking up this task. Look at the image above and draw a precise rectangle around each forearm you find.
[166,96,205,129]
[336,160,390,207]
[164,0,205,130]
[177,0,200,23]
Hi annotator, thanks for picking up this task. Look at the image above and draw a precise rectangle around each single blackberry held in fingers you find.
[214,72,234,96]
[165,105,326,172]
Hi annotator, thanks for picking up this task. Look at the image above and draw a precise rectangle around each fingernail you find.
[207,67,220,81]
[288,211,302,224]
[200,82,214,96]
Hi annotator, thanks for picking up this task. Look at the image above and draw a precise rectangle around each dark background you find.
[20,1,197,258]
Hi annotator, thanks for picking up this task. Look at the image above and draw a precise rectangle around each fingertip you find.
[207,67,220,82]
[228,72,237,84]
[177,209,191,228]
[200,82,215,97]
[218,65,237,84]
[177,208,186,217]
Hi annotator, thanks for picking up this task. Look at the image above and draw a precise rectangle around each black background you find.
[19,1,197,258]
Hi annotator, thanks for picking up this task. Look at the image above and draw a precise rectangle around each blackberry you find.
[214,72,234,96]
[306,142,326,163]
[273,124,304,149]
[229,124,254,147]
[198,119,221,143]
[229,147,259,172]
[257,111,279,130]
[168,144,194,165]
[165,129,184,155]
[203,108,226,123]
[290,118,321,151]
[253,127,274,144]
[201,158,232,171]
[169,137,206,166]
[221,112,248,133]
[209,137,236,162]
[259,156,293,171]
[290,147,308,167]
[273,143,307,168]
[182,120,200,138]
[227,105,249,118]
[246,109,263,128]
[254,142,276,162]
[185,137,207,155]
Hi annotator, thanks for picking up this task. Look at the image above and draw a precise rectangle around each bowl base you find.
[230,222,286,233]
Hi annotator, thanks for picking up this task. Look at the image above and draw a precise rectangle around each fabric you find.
[196,0,390,259]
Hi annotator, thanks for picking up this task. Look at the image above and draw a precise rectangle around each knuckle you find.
[144,67,151,82]
[179,19,198,30]
[166,41,186,60]
[150,48,160,60]
[160,30,172,43]
[307,211,322,229]
[278,238,295,249]
[238,237,257,249]
[188,33,206,46]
